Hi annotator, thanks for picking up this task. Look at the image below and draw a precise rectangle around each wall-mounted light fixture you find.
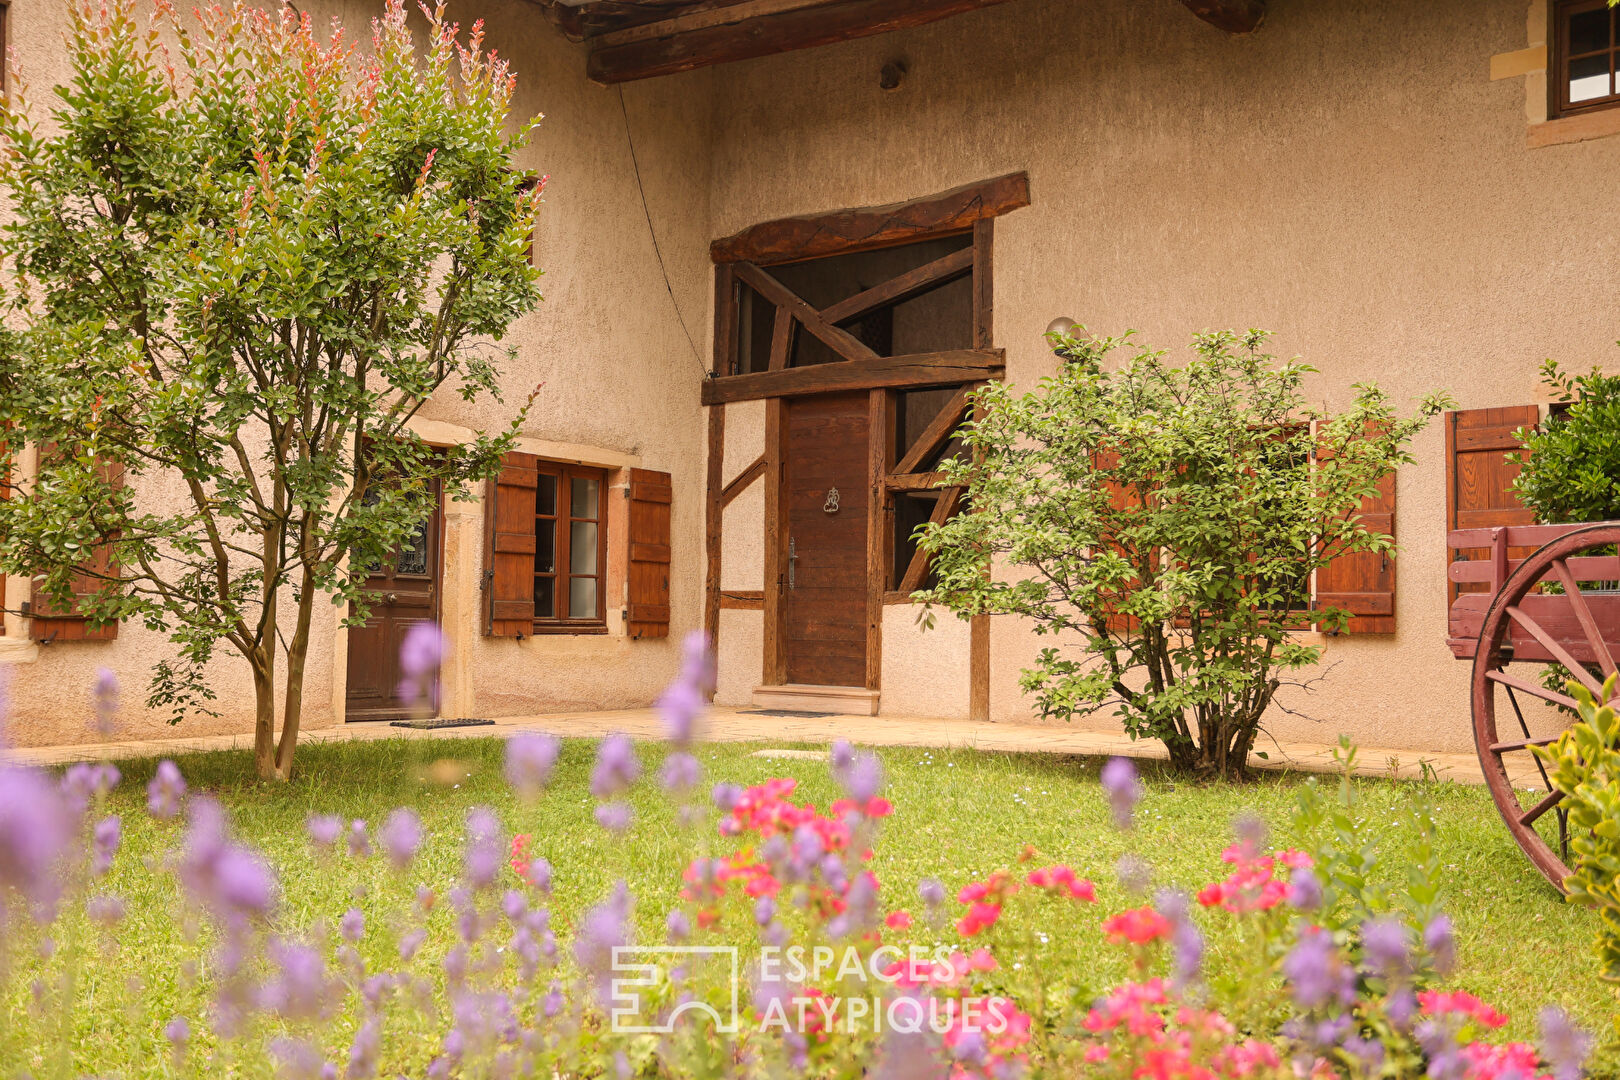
[1045,316,1077,354]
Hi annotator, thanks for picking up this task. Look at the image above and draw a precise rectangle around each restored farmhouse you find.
[0,0,1609,757]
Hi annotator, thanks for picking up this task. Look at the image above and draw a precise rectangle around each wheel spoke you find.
[1518,788,1564,827]
[1486,668,1580,710]
[1550,557,1617,681]
[1506,605,1606,696]
[1489,734,1560,753]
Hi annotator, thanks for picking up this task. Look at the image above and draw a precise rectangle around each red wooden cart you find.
[1447,521,1620,888]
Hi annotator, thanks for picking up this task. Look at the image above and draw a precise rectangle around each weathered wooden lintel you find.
[701,349,1003,406]
[712,172,1030,266]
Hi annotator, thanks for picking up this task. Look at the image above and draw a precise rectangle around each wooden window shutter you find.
[484,451,538,637]
[29,457,123,643]
[1313,471,1397,635]
[1444,406,1539,601]
[1090,449,1139,634]
[626,468,672,639]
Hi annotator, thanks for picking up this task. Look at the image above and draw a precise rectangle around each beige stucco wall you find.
[0,0,715,747]
[704,0,1612,754]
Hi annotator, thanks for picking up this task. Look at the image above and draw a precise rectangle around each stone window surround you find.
[1493,0,1620,147]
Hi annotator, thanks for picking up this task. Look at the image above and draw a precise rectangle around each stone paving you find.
[6,705,1549,792]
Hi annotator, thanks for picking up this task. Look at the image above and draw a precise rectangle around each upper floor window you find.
[1556,0,1620,116]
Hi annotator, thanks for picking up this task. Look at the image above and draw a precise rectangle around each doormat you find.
[741,709,835,718]
[389,717,496,730]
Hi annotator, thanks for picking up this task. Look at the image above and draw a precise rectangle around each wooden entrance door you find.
[784,393,870,686]
[345,480,443,721]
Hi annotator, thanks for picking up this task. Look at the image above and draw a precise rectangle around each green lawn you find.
[2,735,1612,1077]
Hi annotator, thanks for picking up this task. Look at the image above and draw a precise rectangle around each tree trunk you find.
[250,652,277,780]
[272,582,317,781]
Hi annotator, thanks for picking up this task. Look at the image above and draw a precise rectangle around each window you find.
[1555,0,1620,116]
[532,462,607,632]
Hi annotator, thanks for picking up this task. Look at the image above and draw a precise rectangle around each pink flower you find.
[956,902,1003,937]
[1101,906,1173,945]
[885,910,912,930]
[1026,864,1097,901]
[1419,990,1510,1030]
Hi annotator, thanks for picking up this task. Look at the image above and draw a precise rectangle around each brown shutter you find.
[484,451,538,637]
[626,468,672,639]
[29,457,123,643]
[1444,406,1539,601]
[1314,471,1397,635]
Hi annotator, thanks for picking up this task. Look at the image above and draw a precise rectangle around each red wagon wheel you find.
[1471,522,1620,890]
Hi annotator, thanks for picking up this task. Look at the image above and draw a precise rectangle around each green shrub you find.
[1511,360,1620,526]
[914,326,1446,780]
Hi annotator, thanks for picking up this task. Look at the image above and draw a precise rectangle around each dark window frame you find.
[1553,0,1620,118]
[532,460,609,635]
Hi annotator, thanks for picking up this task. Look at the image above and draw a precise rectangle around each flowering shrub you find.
[0,635,1599,1077]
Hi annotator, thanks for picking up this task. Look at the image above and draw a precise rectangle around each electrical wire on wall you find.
[618,86,710,379]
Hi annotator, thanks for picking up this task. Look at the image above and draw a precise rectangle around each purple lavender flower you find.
[306,814,342,850]
[397,623,447,708]
[594,802,633,833]
[1287,867,1322,911]
[1100,757,1141,830]
[92,814,121,876]
[61,762,120,815]
[347,1015,381,1079]
[591,734,641,798]
[841,753,884,803]
[918,877,946,909]
[1342,1035,1385,1072]
[659,631,711,747]
[830,740,855,774]
[574,881,633,1004]
[1540,1006,1593,1080]
[754,895,776,927]
[502,890,527,922]
[177,799,276,925]
[379,808,422,871]
[340,907,366,943]
[1360,917,1410,979]
[262,940,340,1021]
[269,1036,326,1080]
[505,733,561,799]
[0,763,77,921]
[91,667,119,737]
[1283,929,1354,1010]
[712,783,742,812]
[666,908,691,943]
[1417,1019,1467,1080]
[1423,914,1456,976]
[463,806,503,889]
[829,872,879,939]
[146,760,186,819]
[86,894,125,925]
[1387,987,1418,1030]
[399,929,427,962]
[347,819,371,858]
[524,857,553,894]
[660,751,702,794]
[164,1016,190,1056]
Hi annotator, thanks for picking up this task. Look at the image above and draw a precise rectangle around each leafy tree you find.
[914,327,1446,779]
[0,0,542,779]
[1512,359,1620,525]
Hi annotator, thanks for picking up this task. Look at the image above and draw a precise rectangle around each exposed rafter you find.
[1177,0,1266,34]
[543,0,1020,84]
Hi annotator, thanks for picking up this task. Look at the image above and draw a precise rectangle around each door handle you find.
[385,592,398,605]
[787,537,797,591]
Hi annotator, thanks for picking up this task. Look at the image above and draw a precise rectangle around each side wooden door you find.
[345,480,444,721]
[783,392,870,686]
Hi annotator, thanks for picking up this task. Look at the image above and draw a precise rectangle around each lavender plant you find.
[0,636,1601,1078]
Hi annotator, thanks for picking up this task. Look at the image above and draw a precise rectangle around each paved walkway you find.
[6,706,1547,790]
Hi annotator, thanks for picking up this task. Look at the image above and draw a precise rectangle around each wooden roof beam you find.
[585,0,1020,84]
[1177,0,1266,34]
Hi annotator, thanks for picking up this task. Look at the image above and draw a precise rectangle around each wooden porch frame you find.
[704,177,1022,717]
